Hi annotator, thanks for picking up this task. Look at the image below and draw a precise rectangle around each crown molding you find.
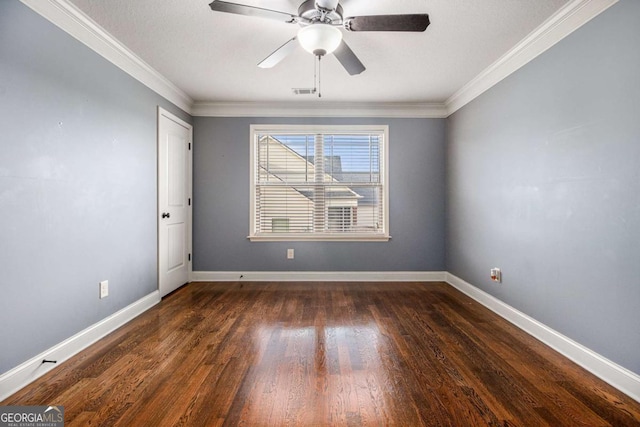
[20,0,617,119]
[445,0,618,116]
[20,0,194,114]
[191,101,448,118]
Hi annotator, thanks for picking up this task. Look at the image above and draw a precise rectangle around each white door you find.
[158,108,192,297]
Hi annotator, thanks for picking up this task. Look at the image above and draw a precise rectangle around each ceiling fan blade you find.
[345,14,430,32]
[258,37,298,68]
[333,40,365,75]
[209,1,298,23]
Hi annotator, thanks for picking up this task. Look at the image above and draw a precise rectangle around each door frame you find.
[157,106,193,294]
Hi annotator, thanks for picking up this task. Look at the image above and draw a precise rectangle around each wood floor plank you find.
[2,281,639,426]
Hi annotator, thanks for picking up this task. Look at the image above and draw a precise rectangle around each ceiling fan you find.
[208,0,430,76]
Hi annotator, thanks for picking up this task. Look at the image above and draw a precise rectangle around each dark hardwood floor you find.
[3,282,639,426]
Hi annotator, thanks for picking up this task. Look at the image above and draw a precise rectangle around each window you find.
[250,125,389,241]
[271,218,290,232]
[328,207,353,232]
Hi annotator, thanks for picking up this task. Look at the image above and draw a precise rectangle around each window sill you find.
[248,234,391,242]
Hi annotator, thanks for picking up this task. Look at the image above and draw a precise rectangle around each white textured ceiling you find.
[68,0,570,104]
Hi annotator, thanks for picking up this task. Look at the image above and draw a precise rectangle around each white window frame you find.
[249,124,390,242]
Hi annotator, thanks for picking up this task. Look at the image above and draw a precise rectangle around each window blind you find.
[250,125,389,241]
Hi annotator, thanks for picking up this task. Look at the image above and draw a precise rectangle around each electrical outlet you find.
[490,268,501,283]
[287,249,294,259]
[100,280,109,299]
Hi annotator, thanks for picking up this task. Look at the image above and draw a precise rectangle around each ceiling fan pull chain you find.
[317,54,322,98]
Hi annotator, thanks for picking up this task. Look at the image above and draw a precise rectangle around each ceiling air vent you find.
[292,88,317,95]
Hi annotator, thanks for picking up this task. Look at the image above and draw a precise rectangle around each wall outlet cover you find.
[490,268,501,283]
[100,280,109,299]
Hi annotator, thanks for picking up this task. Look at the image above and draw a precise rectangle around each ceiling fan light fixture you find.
[297,23,342,56]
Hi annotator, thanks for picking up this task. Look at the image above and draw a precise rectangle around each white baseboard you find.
[191,271,447,282]
[0,291,161,402]
[445,273,640,403]
[3,273,638,404]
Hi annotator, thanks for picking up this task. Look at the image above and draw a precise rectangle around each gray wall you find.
[193,117,446,272]
[4,0,636,388]
[0,1,190,374]
[446,0,640,374]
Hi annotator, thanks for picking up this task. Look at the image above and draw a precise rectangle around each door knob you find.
[162,212,170,219]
